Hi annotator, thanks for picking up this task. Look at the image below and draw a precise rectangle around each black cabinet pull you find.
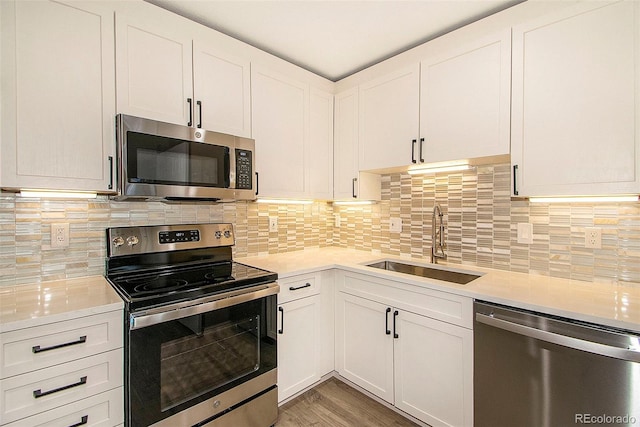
[419,137,425,163]
[107,156,114,190]
[33,376,87,399]
[68,415,89,427]
[513,164,519,196]
[278,306,284,334]
[289,283,311,291]
[255,172,259,195]
[385,307,391,335]
[411,139,417,163]
[33,336,86,354]
[196,100,202,128]
[187,98,193,127]
[393,310,399,339]
[352,177,357,198]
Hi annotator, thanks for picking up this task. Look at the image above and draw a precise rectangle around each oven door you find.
[126,288,278,427]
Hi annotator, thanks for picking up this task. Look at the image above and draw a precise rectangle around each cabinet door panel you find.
[512,1,640,196]
[308,88,334,200]
[193,42,251,137]
[335,293,393,404]
[251,67,308,198]
[334,88,360,199]
[116,12,193,125]
[277,296,319,402]
[394,311,473,427]
[359,65,420,171]
[1,0,115,191]
[420,30,511,163]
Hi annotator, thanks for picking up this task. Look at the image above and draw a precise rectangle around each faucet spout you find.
[431,204,447,264]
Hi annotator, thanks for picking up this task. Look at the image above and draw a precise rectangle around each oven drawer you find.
[201,387,278,427]
[0,349,123,424]
[0,310,123,378]
[277,274,319,304]
[2,388,123,427]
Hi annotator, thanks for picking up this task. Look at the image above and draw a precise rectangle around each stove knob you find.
[126,235,139,246]
[215,231,222,239]
[223,230,231,238]
[112,236,125,247]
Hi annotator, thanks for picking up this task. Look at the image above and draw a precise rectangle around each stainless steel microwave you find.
[114,114,256,202]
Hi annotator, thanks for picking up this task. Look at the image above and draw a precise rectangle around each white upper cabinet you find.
[193,40,252,137]
[358,65,420,171]
[511,1,640,197]
[0,0,116,192]
[251,67,308,199]
[308,88,334,200]
[334,88,381,200]
[420,29,511,164]
[115,10,193,126]
[116,6,251,137]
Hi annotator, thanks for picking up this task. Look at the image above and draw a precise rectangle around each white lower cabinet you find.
[335,270,473,427]
[277,271,334,403]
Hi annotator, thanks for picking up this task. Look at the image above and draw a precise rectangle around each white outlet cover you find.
[389,217,402,233]
[585,227,602,249]
[517,223,533,244]
[268,217,278,232]
[51,223,70,248]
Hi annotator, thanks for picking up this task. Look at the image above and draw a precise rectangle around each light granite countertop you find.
[0,276,123,333]
[237,247,640,332]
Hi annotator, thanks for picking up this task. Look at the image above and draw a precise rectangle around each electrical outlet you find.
[269,217,278,232]
[517,223,534,244]
[335,215,341,227]
[585,227,602,249]
[389,217,402,233]
[51,223,70,248]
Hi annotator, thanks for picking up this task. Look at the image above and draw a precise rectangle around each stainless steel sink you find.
[366,260,481,284]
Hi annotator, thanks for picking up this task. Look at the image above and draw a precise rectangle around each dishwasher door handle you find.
[475,312,640,363]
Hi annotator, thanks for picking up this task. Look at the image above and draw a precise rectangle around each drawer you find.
[337,270,473,328]
[3,388,123,427]
[0,310,123,378]
[0,349,123,424]
[277,274,319,304]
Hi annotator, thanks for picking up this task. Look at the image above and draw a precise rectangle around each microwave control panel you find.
[235,149,253,190]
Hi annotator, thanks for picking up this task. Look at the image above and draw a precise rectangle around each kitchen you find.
[1,0,639,426]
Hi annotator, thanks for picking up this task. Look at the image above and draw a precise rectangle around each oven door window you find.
[128,296,276,426]
[126,131,230,188]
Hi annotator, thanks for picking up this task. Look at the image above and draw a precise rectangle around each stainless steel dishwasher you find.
[474,301,640,427]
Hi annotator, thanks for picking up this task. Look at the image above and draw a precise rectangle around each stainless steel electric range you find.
[105,223,279,427]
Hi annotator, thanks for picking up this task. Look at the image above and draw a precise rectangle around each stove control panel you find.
[107,223,235,257]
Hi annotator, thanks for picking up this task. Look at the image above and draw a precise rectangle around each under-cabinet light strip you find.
[333,200,375,206]
[255,198,314,205]
[407,164,471,175]
[19,189,98,199]
[528,195,639,203]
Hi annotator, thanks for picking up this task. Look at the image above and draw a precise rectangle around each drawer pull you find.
[288,283,311,291]
[33,376,87,399]
[32,335,87,353]
[68,415,89,427]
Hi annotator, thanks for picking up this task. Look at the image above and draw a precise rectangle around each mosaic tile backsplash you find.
[1,162,639,287]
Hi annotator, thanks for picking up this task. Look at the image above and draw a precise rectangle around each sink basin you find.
[366,260,481,285]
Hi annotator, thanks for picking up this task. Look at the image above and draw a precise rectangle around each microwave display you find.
[126,131,230,188]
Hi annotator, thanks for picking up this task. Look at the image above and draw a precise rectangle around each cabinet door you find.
[251,67,308,199]
[277,296,320,402]
[511,1,640,197]
[420,29,511,163]
[0,0,115,192]
[193,40,251,137]
[308,88,334,200]
[335,293,394,404]
[394,310,473,427]
[334,88,359,199]
[359,65,420,171]
[115,10,193,126]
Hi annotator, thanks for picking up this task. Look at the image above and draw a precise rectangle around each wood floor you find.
[275,377,418,427]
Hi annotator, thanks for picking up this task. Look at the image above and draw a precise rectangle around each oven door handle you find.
[130,283,280,330]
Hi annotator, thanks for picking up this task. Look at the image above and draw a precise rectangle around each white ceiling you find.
[146,0,523,82]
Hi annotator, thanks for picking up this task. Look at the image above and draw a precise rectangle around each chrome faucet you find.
[431,204,447,264]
